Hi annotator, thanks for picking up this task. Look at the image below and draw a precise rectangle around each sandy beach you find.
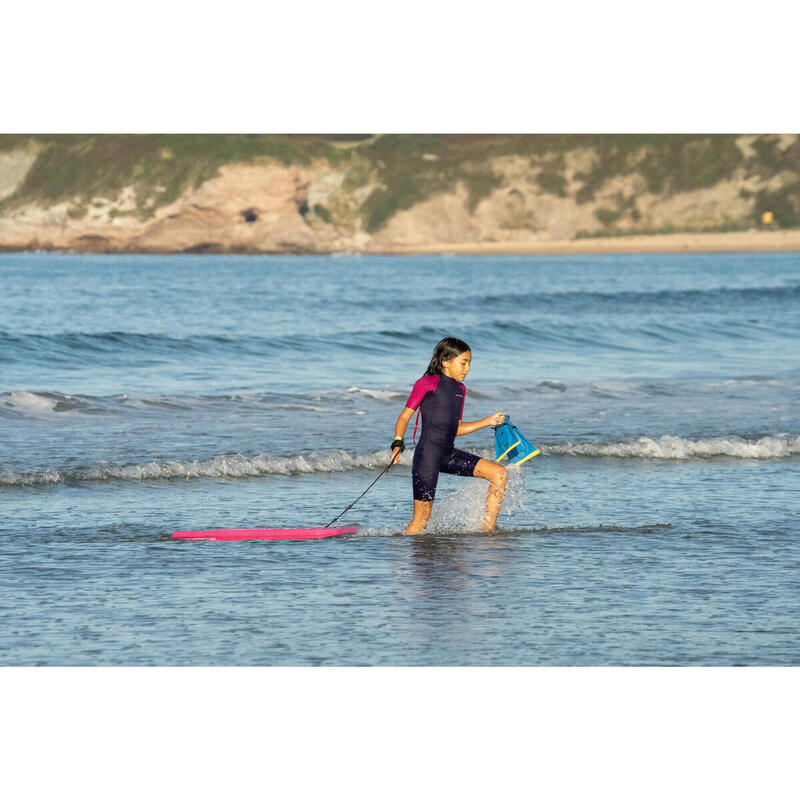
[377,229,800,256]
[3,229,800,257]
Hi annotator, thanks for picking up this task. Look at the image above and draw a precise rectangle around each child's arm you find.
[394,407,415,440]
[391,407,415,463]
[457,412,505,436]
[392,376,438,463]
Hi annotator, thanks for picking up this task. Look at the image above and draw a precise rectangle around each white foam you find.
[546,434,800,460]
[0,449,410,486]
[591,381,634,394]
[709,378,780,386]
[5,391,58,412]
[272,404,329,413]
[346,386,404,401]
[3,434,797,488]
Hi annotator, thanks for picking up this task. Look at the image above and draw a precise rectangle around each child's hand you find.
[489,412,506,426]
[390,437,405,464]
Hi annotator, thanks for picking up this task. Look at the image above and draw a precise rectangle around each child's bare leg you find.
[406,500,433,534]
[473,459,508,532]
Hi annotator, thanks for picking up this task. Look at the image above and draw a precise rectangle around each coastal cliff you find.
[0,134,798,254]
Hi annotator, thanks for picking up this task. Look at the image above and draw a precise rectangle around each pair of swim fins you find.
[494,414,540,465]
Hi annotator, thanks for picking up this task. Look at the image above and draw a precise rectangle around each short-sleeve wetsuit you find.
[405,373,482,502]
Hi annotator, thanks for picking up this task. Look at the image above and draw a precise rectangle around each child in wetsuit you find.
[390,337,508,534]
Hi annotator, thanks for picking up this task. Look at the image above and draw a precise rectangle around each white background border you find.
[2,1,798,796]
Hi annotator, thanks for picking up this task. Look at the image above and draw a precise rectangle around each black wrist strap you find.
[391,438,405,452]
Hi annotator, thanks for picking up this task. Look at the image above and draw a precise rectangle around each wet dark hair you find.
[424,337,471,376]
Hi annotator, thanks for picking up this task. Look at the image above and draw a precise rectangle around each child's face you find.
[442,350,471,381]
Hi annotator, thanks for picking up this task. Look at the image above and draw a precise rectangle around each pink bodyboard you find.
[172,527,357,541]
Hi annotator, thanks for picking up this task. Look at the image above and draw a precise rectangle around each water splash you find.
[426,464,529,534]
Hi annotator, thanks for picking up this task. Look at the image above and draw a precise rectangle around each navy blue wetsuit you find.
[405,374,482,502]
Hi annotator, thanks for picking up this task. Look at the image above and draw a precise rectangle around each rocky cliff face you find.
[0,135,797,253]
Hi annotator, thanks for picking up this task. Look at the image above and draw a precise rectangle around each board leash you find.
[323,461,394,528]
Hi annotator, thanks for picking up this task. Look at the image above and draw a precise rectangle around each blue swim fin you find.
[494,415,540,465]
[495,418,521,462]
[507,425,540,465]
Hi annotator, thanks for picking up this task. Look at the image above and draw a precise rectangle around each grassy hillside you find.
[0,134,367,219]
[355,134,748,231]
[1,134,799,232]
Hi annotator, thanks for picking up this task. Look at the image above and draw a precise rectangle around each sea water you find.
[1,251,798,665]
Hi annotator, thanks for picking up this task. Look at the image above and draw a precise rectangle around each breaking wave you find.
[2,435,798,487]
[0,387,402,417]
[0,390,104,414]
[547,434,800,460]
[346,386,404,401]
[1,375,794,419]
[0,449,403,487]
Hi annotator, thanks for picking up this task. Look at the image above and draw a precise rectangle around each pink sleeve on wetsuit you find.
[405,375,440,410]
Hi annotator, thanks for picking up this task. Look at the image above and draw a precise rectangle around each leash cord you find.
[323,461,394,528]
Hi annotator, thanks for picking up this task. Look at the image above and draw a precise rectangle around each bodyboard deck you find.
[172,527,357,541]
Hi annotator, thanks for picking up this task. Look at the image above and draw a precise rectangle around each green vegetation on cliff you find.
[1,133,799,232]
[0,134,362,219]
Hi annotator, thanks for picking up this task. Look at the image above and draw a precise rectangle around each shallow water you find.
[1,251,798,664]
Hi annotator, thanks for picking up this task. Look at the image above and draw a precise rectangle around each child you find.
[390,337,508,534]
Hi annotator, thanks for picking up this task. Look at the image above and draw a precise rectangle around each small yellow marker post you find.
[762,211,774,225]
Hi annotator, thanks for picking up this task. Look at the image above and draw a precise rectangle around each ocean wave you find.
[3,390,59,413]
[0,327,435,365]
[3,434,798,487]
[4,292,798,370]
[346,386,405,401]
[349,283,800,315]
[0,387,411,417]
[0,449,404,486]
[546,434,800,460]
[0,329,340,366]
[472,283,800,312]
[0,330,228,361]
[0,390,102,414]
